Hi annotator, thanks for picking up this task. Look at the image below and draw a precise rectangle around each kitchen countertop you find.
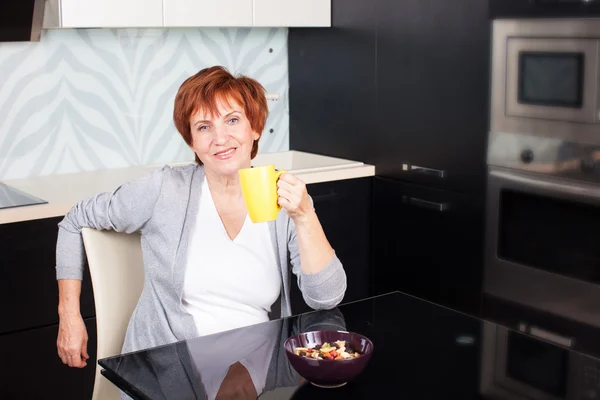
[0,151,374,224]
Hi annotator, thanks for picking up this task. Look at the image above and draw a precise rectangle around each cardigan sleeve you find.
[55,166,166,280]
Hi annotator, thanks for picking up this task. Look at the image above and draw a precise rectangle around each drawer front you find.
[0,317,97,399]
[0,217,95,334]
[371,177,484,316]
[290,178,372,315]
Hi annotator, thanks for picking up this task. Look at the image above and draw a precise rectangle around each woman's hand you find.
[57,315,89,368]
[277,173,313,222]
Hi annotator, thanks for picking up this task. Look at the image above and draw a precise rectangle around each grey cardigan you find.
[55,164,347,354]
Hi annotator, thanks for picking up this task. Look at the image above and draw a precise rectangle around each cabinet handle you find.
[312,191,339,203]
[519,323,574,348]
[402,163,445,178]
[404,196,448,212]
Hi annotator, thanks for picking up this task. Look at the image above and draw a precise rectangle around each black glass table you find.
[99,292,600,399]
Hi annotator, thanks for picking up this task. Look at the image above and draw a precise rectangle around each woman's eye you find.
[198,125,208,132]
[228,117,239,124]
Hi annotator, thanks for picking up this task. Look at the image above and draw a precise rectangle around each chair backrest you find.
[81,228,144,400]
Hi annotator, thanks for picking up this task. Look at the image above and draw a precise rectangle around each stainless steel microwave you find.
[491,19,600,146]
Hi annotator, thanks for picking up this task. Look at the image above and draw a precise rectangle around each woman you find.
[56,66,347,369]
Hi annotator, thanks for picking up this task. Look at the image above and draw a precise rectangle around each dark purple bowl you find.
[284,330,374,388]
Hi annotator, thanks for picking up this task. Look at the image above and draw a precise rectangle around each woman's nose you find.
[212,125,230,143]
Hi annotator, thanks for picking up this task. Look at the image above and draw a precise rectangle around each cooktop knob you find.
[520,149,534,164]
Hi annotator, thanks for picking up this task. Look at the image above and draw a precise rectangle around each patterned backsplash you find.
[0,28,289,180]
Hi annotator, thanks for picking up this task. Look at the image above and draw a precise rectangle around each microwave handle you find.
[490,169,600,201]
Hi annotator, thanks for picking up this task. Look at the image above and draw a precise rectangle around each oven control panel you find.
[487,131,600,185]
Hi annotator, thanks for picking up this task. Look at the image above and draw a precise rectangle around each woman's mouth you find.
[214,147,237,160]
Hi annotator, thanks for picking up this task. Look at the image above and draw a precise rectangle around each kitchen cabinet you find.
[289,0,489,197]
[254,0,331,27]
[47,0,330,28]
[57,0,163,27]
[0,318,97,399]
[0,217,95,335]
[289,177,372,315]
[163,0,253,27]
[288,0,377,164]
[375,0,489,196]
[370,177,483,316]
[288,0,489,315]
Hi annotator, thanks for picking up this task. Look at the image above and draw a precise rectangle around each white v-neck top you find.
[182,179,281,336]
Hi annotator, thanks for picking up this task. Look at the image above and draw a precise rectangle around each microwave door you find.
[505,38,599,124]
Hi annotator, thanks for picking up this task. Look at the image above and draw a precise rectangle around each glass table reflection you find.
[99,292,600,400]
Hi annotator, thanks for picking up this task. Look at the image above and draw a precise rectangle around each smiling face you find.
[189,96,260,178]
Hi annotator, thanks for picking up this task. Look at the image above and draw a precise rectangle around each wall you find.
[0,28,289,180]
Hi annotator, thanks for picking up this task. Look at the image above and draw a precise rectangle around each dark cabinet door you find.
[0,217,95,334]
[375,0,489,197]
[288,0,378,164]
[370,177,484,316]
[0,317,97,399]
[290,178,372,315]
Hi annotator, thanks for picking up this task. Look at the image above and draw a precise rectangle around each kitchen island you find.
[0,151,374,399]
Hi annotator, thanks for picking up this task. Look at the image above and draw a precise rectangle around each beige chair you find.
[82,228,145,400]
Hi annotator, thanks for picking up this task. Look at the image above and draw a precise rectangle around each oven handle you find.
[491,169,600,200]
[519,323,574,348]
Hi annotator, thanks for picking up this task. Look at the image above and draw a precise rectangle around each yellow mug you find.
[238,164,286,223]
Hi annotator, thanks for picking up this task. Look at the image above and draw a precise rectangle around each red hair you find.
[173,66,268,165]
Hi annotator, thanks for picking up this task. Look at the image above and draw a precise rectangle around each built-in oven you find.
[485,132,600,330]
[491,19,600,146]
[480,322,600,400]
[486,16,600,333]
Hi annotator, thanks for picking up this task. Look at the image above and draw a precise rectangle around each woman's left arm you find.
[277,173,347,309]
[277,173,334,274]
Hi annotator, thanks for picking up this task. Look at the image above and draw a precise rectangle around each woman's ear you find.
[253,131,261,141]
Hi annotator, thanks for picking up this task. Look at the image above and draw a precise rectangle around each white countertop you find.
[0,151,374,224]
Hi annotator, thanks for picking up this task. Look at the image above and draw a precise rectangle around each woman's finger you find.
[277,178,296,192]
[278,172,300,184]
[58,349,67,365]
[277,187,294,202]
[82,339,89,360]
[278,196,292,208]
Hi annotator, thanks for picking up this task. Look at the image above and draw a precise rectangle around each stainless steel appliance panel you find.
[491,19,600,146]
[484,167,600,329]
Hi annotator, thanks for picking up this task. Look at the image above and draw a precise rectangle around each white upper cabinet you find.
[43,0,331,29]
[58,0,163,27]
[163,0,253,27]
[253,0,331,27]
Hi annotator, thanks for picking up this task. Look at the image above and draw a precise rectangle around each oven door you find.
[506,37,598,124]
[480,323,585,400]
[484,167,600,329]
